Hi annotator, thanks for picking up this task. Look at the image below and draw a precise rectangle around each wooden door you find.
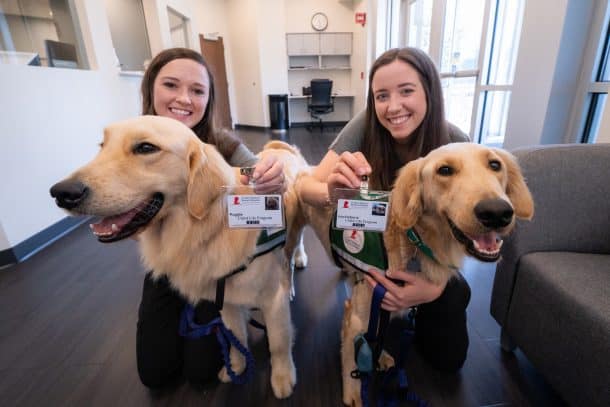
[200,35,232,129]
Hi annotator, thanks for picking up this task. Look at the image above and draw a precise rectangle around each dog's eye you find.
[437,165,454,176]
[489,160,502,171]
[133,142,160,155]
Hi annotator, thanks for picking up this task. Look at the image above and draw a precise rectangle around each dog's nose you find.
[474,198,514,229]
[50,180,89,210]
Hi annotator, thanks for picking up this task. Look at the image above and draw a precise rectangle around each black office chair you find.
[307,79,334,132]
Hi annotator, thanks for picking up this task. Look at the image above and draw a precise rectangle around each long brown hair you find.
[141,47,240,160]
[363,47,450,190]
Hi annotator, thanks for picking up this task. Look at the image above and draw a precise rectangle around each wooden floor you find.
[0,126,567,406]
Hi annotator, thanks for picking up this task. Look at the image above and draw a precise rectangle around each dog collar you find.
[405,228,458,270]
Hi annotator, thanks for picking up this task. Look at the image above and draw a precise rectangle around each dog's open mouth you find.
[89,193,164,243]
[448,219,502,262]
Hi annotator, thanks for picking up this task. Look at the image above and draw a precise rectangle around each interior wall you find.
[256,0,289,126]
[226,0,266,126]
[502,0,569,149]
[0,0,143,251]
[191,0,236,126]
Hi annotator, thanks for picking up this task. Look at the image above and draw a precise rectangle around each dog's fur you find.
[50,115,309,399]
[294,142,534,406]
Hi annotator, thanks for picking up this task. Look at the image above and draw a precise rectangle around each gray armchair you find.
[491,143,610,407]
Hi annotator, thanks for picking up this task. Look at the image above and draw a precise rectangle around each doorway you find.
[200,35,232,129]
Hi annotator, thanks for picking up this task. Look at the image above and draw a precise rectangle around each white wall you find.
[284,0,370,114]
[226,0,266,126]
[257,0,289,126]
[502,0,597,149]
[0,0,143,251]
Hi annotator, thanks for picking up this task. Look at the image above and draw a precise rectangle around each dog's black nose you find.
[50,180,89,210]
[474,198,514,229]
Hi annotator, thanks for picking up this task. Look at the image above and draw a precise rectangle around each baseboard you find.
[234,124,269,131]
[0,216,90,269]
[290,121,347,128]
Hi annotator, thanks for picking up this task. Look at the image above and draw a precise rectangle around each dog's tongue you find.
[473,231,500,251]
[90,208,139,235]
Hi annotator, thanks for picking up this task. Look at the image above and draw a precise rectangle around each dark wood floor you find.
[0,126,567,406]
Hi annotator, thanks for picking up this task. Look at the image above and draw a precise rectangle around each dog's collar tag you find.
[406,256,421,272]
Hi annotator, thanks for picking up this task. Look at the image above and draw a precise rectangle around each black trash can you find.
[268,94,289,133]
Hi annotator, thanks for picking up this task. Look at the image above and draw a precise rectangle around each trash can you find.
[269,94,289,133]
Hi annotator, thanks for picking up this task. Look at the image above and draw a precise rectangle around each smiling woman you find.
[296,47,474,374]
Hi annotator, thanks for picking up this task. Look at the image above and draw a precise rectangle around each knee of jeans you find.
[426,275,471,313]
[138,365,181,389]
[183,362,220,387]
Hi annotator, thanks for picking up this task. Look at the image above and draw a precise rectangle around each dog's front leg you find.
[341,280,372,407]
[218,304,248,382]
[260,286,296,399]
[383,220,410,271]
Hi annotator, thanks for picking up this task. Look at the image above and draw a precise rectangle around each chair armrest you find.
[491,143,610,325]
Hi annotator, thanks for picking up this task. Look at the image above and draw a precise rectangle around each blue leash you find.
[354,281,429,407]
[179,304,256,385]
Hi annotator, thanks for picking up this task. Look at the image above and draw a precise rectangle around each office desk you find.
[288,94,354,126]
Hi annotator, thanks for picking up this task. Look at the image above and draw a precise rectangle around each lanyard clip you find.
[240,166,256,186]
[359,174,369,195]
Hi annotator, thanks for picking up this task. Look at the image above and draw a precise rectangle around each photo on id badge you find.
[265,196,280,210]
[371,202,387,216]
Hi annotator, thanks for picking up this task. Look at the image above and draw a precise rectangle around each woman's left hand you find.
[364,269,446,311]
[240,154,286,194]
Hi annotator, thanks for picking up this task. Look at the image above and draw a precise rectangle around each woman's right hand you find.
[327,151,371,199]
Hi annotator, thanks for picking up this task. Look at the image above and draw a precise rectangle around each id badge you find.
[227,193,284,228]
[225,171,285,229]
[332,178,391,232]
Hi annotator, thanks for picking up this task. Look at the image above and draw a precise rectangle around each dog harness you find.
[215,227,286,310]
[179,227,286,385]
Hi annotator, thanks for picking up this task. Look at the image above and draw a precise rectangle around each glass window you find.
[478,90,511,146]
[407,0,433,54]
[481,0,524,85]
[443,76,475,135]
[0,0,86,69]
[440,0,485,74]
[104,0,151,71]
[581,93,606,143]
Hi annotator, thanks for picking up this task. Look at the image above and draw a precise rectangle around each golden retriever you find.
[294,142,534,406]
[50,115,309,399]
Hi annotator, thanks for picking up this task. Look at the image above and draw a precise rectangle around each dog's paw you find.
[270,361,296,399]
[378,349,395,371]
[217,359,246,383]
[342,383,363,407]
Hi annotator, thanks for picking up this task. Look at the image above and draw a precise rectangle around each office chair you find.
[307,79,334,132]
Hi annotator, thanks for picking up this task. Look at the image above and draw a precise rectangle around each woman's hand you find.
[364,269,446,311]
[240,154,286,194]
[327,151,371,199]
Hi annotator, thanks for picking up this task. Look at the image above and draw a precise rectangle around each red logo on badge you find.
[343,200,349,208]
[351,230,358,239]
[233,196,240,205]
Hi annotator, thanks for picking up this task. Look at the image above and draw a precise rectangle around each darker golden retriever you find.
[295,142,534,406]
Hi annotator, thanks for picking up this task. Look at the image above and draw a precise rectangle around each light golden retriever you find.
[50,115,309,399]
[295,142,534,406]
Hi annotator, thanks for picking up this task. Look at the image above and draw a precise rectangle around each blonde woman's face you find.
[371,60,427,143]
[152,58,210,129]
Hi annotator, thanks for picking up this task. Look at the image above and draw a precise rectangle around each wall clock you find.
[311,12,328,31]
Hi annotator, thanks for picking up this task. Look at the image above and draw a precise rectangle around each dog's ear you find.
[495,148,534,220]
[390,157,424,230]
[186,142,225,220]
